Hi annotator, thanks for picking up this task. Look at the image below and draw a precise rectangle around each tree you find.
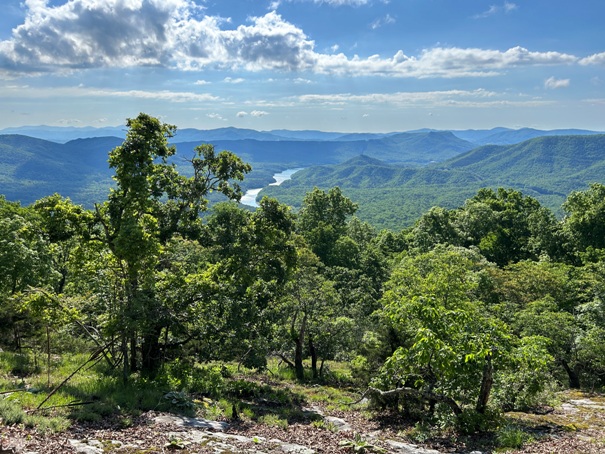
[0,199,55,348]
[562,183,605,259]
[93,113,251,377]
[375,246,549,418]
[277,248,340,380]
[455,188,557,266]
[297,187,357,266]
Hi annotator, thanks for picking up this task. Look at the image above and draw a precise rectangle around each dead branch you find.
[351,386,462,415]
[36,342,111,410]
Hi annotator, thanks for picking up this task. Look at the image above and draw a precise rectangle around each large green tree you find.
[93,113,251,376]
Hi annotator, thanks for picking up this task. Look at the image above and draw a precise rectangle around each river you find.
[240,168,304,208]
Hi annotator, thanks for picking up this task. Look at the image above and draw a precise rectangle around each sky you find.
[0,0,604,133]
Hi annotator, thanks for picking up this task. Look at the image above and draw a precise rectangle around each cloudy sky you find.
[0,0,604,132]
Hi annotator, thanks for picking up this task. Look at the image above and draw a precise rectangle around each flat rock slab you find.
[386,440,442,454]
[270,439,315,454]
[154,414,229,431]
[568,399,605,410]
[68,439,104,454]
[561,403,580,413]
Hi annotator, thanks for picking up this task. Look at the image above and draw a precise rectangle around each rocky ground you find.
[1,392,604,453]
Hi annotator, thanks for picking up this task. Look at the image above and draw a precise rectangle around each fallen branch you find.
[275,353,295,369]
[36,342,111,410]
[28,400,96,414]
[352,386,462,416]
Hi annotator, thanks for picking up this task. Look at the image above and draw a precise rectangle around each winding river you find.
[240,168,304,208]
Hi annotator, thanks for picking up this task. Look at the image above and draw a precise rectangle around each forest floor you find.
[1,379,605,454]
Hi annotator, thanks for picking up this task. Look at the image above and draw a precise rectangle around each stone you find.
[324,416,352,432]
[154,414,229,431]
[68,439,104,454]
[385,439,442,453]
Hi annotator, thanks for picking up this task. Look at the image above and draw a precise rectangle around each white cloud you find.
[0,84,220,103]
[297,89,552,108]
[579,52,605,65]
[309,0,371,5]
[207,113,226,120]
[194,79,211,85]
[370,13,396,30]
[236,111,248,117]
[314,46,578,78]
[250,110,269,117]
[224,77,245,84]
[544,76,570,89]
[474,2,518,19]
[0,0,586,80]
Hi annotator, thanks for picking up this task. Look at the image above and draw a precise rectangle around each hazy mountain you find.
[0,126,126,143]
[267,130,346,141]
[0,130,474,207]
[458,128,603,145]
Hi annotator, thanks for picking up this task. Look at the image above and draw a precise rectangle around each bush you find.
[496,425,534,449]
[455,407,502,435]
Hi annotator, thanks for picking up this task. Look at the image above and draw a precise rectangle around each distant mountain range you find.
[1,126,604,230]
[1,125,602,145]
[0,129,477,206]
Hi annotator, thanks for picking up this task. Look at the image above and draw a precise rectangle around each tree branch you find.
[352,386,462,416]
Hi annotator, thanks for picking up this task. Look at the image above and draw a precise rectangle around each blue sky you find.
[0,0,604,132]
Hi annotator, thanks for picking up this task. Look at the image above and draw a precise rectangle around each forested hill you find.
[261,134,605,230]
[2,130,605,230]
[0,131,474,207]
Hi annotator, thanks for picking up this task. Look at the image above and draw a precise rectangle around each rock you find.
[68,439,104,454]
[272,440,315,453]
[154,414,229,431]
[324,416,352,432]
[568,399,605,410]
[561,403,579,413]
[385,440,442,453]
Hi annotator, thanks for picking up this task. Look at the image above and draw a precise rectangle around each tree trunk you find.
[129,334,138,373]
[294,335,305,381]
[476,354,493,414]
[121,335,129,384]
[293,313,307,381]
[141,327,162,376]
[309,336,318,379]
[561,359,581,389]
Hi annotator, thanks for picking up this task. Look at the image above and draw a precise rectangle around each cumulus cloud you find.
[0,0,587,79]
[313,46,578,78]
[580,52,605,65]
[207,113,226,120]
[544,76,570,89]
[224,77,245,84]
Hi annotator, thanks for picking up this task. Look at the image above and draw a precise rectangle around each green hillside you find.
[261,134,605,230]
[0,131,475,207]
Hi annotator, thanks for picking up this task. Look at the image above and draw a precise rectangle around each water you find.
[241,168,304,208]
